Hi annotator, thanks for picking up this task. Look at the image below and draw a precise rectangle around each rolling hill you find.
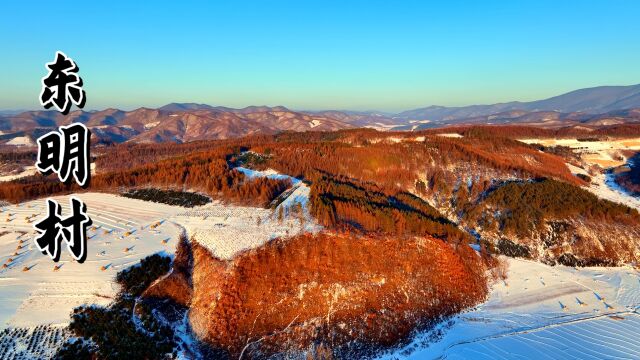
[0,106,355,145]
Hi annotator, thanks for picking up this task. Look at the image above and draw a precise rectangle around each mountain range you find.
[396,84,640,121]
[1,84,640,145]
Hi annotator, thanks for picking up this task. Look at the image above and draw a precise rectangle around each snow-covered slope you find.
[176,167,319,260]
[383,258,640,359]
[0,166,37,182]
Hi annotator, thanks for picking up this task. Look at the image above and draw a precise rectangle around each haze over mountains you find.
[1,84,640,145]
[396,84,640,121]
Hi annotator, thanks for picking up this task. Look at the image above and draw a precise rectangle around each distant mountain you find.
[303,110,397,128]
[2,84,640,145]
[393,108,640,131]
[0,106,354,145]
[158,103,218,111]
[0,110,28,116]
[397,84,640,121]
[526,84,640,113]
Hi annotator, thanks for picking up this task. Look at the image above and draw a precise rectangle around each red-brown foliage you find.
[309,175,471,243]
[0,145,289,206]
[188,232,488,357]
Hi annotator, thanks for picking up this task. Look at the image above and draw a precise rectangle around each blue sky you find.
[1,0,639,112]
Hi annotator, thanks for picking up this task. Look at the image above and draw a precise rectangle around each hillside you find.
[394,108,640,131]
[396,84,640,121]
[0,106,354,145]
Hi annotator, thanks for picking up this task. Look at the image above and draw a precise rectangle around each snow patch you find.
[309,119,322,128]
[0,166,37,182]
[6,137,34,147]
[144,121,160,129]
[437,133,463,138]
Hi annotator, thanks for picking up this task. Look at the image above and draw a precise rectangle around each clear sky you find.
[1,0,639,112]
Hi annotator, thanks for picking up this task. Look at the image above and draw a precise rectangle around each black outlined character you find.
[40,51,86,115]
[36,123,91,187]
[60,124,90,186]
[34,197,92,263]
[59,197,92,262]
[33,199,63,262]
[36,131,61,175]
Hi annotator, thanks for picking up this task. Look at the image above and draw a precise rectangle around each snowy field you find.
[384,258,640,359]
[0,165,37,182]
[520,137,640,168]
[0,193,183,327]
[180,167,320,259]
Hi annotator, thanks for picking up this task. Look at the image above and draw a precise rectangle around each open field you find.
[384,258,640,359]
[176,167,320,260]
[520,137,640,168]
[0,193,183,327]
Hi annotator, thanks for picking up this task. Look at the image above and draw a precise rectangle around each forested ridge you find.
[188,231,489,358]
[419,123,640,139]
[310,175,472,243]
[0,144,289,206]
[0,128,581,205]
[467,179,640,238]
[0,127,637,267]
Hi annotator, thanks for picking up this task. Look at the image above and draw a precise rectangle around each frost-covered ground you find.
[0,165,37,182]
[524,136,640,210]
[520,137,640,168]
[568,163,640,210]
[0,193,183,358]
[5,136,35,147]
[0,163,96,182]
[178,167,320,260]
